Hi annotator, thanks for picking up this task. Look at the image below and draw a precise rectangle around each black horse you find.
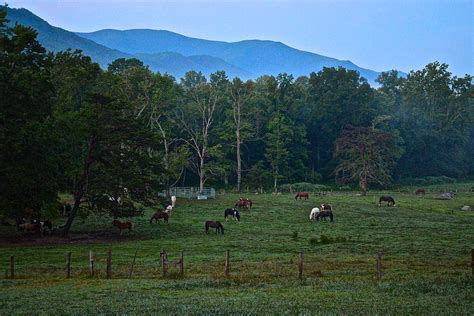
[316,210,334,222]
[205,221,224,234]
[224,208,240,221]
[379,196,395,206]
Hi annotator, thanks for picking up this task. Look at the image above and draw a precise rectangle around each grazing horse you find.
[309,208,320,220]
[316,210,334,222]
[112,219,133,235]
[235,198,252,210]
[321,203,332,211]
[295,192,309,200]
[40,220,53,235]
[205,221,224,234]
[150,211,169,224]
[224,208,240,221]
[415,188,426,195]
[164,205,174,216]
[17,219,43,235]
[379,196,396,206]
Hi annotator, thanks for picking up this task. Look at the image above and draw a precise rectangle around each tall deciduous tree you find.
[179,71,228,192]
[228,78,254,192]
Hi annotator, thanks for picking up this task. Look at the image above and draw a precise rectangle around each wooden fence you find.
[4,248,474,281]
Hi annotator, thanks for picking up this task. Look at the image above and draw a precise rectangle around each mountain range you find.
[5,6,387,84]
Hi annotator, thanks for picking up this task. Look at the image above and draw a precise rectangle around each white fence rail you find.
[163,187,216,199]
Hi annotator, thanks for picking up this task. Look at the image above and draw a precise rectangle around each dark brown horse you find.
[112,219,133,235]
[321,203,332,211]
[379,196,396,206]
[415,188,426,195]
[205,221,224,234]
[316,210,334,222]
[295,192,309,200]
[150,211,169,224]
[235,198,252,210]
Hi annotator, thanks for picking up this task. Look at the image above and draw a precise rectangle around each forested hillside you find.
[1,7,473,227]
[5,6,384,83]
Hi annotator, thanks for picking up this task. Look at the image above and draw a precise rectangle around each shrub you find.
[292,231,298,241]
[308,237,318,246]
[279,182,330,193]
[400,176,456,186]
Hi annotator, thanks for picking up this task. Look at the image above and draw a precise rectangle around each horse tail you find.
[295,193,298,200]
[330,213,334,222]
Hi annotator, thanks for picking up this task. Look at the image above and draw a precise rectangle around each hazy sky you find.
[7,0,473,76]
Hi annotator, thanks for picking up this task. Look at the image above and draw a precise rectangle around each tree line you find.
[1,9,473,233]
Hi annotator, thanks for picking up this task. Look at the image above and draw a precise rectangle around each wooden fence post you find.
[89,251,95,277]
[179,251,184,277]
[129,250,138,278]
[224,250,230,276]
[471,248,474,278]
[106,249,112,279]
[376,251,383,281]
[298,251,304,280]
[65,251,71,278]
[161,250,167,277]
[9,256,14,279]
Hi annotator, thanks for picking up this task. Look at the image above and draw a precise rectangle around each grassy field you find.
[0,186,473,314]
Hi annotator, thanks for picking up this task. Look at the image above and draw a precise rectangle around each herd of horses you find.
[16,187,438,237]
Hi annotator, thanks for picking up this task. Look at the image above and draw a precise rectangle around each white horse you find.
[165,196,177,216]
[309,207,320,220]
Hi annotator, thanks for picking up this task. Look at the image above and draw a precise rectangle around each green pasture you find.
[0,187,473,314]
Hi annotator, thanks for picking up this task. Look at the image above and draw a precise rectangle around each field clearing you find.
[0,188,473,314]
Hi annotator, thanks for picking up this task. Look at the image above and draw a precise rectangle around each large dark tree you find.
[0,8,60,220]
[334,126,402,195]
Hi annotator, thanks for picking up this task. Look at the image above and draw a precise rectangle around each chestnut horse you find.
[112,219,133,235]
[235,198,252,210]
[415,188,426,195]
[205,221,224,234]
[150,211,169,224]
[295,192,309,200]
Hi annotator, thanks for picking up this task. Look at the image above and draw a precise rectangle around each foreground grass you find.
[0,187,473,314]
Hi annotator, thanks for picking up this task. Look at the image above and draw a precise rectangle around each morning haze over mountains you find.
[6,6,386,84]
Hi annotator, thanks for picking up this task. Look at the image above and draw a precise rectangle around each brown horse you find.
[321,203,332,211]
[17,220,42,235]
[316,210,334,222]
[235,198,252,210]
[295,192,309,200]
[205,221,224,234]
[112,219,133,235]
[415,188,426,195]
[150,211,169,224]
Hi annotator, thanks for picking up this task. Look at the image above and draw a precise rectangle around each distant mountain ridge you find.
[5,6,385,83]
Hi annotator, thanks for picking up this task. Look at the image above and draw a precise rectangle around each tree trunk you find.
[360,174,368,196]
[236,132,242,192]
[62,137,96,237]
[199,156,205,193]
